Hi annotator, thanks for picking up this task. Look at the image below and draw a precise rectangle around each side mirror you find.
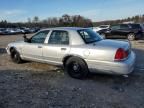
[23,34,30,42]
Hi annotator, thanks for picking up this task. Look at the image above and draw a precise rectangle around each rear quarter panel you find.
[87,46,117,62]
[69,44,117,62]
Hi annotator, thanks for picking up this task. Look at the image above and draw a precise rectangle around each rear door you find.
[43,30,71,64]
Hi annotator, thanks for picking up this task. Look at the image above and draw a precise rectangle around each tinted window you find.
[31,30,49,43]
[48,30,69,45]
[120,24,129,29]
[130,24,141,29]
[78,29,102,44]
[111,25,120,30]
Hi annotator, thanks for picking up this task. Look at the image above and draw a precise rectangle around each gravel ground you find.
[0,34,144,108]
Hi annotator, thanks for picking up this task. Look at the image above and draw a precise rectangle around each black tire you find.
[64,57,89,79]
[10,49,23,64]
[127,33,135,41]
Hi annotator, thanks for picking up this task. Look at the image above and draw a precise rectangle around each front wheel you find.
[65,57,89,79]
[10,49,23,64]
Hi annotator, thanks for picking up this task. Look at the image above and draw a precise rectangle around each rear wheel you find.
[64,57,89,79]
[127,33,135,41]
[10,49,23,64]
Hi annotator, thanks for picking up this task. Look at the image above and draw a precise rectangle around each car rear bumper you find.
[86,51,136,75]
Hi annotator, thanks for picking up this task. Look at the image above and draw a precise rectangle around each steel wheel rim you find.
[69,62,81,75]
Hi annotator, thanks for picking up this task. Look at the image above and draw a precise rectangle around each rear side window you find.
[130,24,141,29]
[48,30,69,45]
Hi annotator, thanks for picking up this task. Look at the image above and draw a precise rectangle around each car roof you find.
[42,27,87,31]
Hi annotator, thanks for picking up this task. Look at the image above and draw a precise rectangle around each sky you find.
[0,0,144,22]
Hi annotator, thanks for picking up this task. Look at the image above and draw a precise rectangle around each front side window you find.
[120,24,129,29]
[111,25,120,30]
[48,30,69,45]
[31,30,49,43]
[78,29,102,44]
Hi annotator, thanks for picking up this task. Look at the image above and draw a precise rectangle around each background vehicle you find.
[0,28,6,35]
[6,27,135,79]
[98,24,144,40]
[20,27,40,34]
[5,28,20,35]
[0,27,40,35]
[93,25,110,32]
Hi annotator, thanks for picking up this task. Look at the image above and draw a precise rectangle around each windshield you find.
[78,29,102,44]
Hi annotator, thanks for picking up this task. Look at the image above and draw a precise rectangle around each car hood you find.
[92,39,130,50]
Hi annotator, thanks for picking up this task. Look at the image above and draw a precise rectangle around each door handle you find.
[61,48,66,51]
[38,46,42,48]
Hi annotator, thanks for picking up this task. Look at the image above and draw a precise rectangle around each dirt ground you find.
[0,34,144,108]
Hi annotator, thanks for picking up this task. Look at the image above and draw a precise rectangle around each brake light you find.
[115,48,128,61]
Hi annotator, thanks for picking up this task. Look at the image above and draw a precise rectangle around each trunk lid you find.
[93,39,130,51]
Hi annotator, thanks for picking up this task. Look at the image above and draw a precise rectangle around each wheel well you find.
[128,32,134,35]
[128,32,136,37]
[10,47,15,53]
[63,55,73,67]
[63,55,87,67]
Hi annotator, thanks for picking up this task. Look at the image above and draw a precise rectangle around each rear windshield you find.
[77,29,102,44]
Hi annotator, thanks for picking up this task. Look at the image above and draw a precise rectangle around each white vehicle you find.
[6,27,135,79]
[93,25,110,32]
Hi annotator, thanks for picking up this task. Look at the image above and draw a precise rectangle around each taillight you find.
[115,48,128,61]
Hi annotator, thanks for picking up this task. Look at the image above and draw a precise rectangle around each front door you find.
[119,24,130,38]
[110,25,121,38]
[22,30,49,60]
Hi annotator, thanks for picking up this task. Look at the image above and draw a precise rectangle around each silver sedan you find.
[6,27,136,79]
